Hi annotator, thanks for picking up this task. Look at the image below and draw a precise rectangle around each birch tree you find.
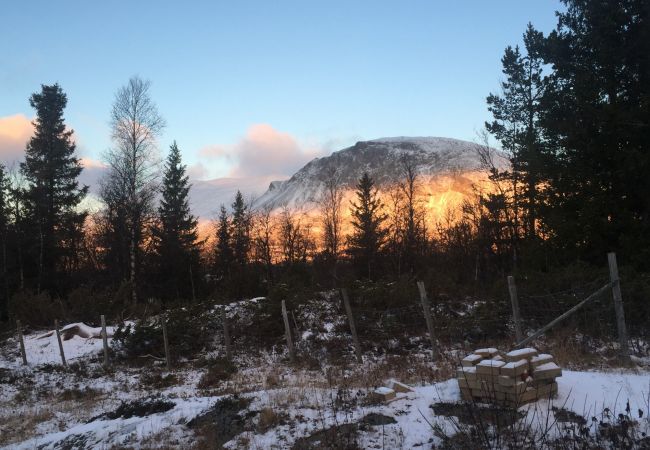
[102,76,165,303]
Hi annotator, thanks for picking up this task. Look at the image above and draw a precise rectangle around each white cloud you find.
[198,124,324,178]
[0,114,33,164]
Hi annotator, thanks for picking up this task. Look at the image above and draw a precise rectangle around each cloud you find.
[187,161,209,180]
[0,114,33,164]
[199,124,324,178]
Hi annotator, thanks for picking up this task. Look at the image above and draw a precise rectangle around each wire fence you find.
[6,254,632,369]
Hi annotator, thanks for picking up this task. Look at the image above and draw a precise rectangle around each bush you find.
[197,357,238,389]
[112,303,216,361]
[8,291,63,327]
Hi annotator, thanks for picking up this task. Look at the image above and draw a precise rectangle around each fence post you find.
[281,300,295,363]
[17,319,27,366]
[54,319,67,367]
[162,320,171,371]
[222,307,232,360]
[100,315,109,368]
[416,281,439,360]
[340,288,363,364]
[608,252,630,361]
[507,276,524,343]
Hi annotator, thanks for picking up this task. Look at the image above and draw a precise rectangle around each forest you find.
[0,0,648,342]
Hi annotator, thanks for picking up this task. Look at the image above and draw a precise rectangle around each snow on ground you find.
[11,396,217,450]
[0,322,121,368]
[0,311,648,448]
[1,356,647,449]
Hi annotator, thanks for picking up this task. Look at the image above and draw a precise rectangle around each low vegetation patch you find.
[89,396,175,422]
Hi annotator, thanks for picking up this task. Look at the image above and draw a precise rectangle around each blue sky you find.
[1,1,563,181]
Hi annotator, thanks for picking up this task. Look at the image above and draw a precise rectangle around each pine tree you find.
[229,191,251,297]
[213,205,233,283]
[485,24,547,269]
[153,141,200,301]
[0,165,10,319]
[540,0,650,265]
[20,84,87,293]
[231,191,250,267]
[347,172,387,279]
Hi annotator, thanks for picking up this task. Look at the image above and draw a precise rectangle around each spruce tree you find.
[0,165,10,319]
[213,205,233,283]
[347,172,387,279]
[230,191,251,297]
[154,141,200,301]
[231,191,250,268]
[540,0,650,265]
[20,84,87,293]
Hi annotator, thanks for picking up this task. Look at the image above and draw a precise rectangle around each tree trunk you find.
[130,226,137,304]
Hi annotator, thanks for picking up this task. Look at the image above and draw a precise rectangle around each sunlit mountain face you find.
[191,137,507,240]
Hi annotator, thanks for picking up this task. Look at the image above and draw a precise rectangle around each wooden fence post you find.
[507,276,524,343]
[608,252,630,361]
[417,281,439,360]
[222,307,232,360]
[54,319,67,367]
[340,288,363,363]
[281,300,295,363]
[162,320,171,371]
[100,315,109,367]
[17,319,27,366]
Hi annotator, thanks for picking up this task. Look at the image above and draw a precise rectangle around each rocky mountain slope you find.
[187,137,507,220]
[253,136,506,212]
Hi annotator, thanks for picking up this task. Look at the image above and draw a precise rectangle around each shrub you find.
[197,357,238,389]
[112,303,215,361]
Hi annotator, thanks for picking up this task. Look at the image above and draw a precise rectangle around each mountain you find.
[188,176,278,220]
[187,137,507,226]
[253,136,506,213]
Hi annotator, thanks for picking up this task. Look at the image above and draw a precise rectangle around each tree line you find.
[0,0,647,324]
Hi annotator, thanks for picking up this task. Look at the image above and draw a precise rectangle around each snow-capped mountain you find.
[252,136,506,212]
[187,137,506,223]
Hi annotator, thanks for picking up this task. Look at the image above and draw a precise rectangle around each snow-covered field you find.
[1,300,649,449]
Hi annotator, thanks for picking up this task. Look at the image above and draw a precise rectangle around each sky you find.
[0,0,563,185]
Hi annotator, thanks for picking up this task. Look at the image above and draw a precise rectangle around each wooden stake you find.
[417,281,439,360]
[54,319,67,367]
[608,252,630,361]
[17,319,27,366]
[100,315,109,367]
[162,320,171,371]
[281,300,295,363]
[340,288,362,363]
[222,307,232,360]
[507,276,524,343]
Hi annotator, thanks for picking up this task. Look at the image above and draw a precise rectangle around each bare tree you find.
[278,206,314,265]
[252,205,275,284]
[396,154,427,273]
[102,76,165,303]
[319,168,344,278]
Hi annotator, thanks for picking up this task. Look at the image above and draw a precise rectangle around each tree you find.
[0,165,11,319]
[153,141,200,301]
[485,24,547,269]
[278,207,313,266]
[228,191,252,297]
[319,168,343,279]
[103,76,165,302]
[213,204,233,284]
[347,172,387,279]
[396,154,427,273]
[20,84,87,293]
[252,206,275,285]
[539,0,650,266]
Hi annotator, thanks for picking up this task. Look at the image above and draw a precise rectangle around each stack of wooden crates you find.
[456,347,562,407]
